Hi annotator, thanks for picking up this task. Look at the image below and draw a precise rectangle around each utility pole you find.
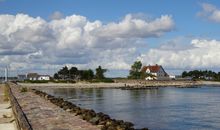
[5,67,8,82]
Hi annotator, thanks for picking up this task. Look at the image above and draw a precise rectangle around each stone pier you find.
[8,83,100,130]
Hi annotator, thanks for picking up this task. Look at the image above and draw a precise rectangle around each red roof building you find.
[141,64,168,80]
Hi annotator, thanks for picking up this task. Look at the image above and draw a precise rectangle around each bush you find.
[24,80,49,83]
[20,87,28,93]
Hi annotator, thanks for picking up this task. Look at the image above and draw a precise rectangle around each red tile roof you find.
[141,64,161,73]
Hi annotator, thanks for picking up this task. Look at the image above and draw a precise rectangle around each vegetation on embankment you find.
[3,83,9,101]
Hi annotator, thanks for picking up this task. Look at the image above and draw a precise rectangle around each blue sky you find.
[1,0,220,77]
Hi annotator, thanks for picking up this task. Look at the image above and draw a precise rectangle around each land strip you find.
[17,80,215,89]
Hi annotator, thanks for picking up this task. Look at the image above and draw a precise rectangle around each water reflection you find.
[42,86,220,130]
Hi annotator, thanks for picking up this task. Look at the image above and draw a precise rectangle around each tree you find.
[182,71,188,77]
[181,70,218,80]
[54,66,95,81]
[58,66,69,79]
[79,69,94,80]
[87,69,94,80]
[128,61,142,79]
[69,67,78,79]
[95,66,107,79]
[53,73,59,79]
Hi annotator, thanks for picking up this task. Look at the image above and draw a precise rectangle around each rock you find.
[124,121,134,127]
[107,125,117,130]
[65,109,71,112]
[101,125,108,130]
[89,116,100,125]
[98,121,106,125]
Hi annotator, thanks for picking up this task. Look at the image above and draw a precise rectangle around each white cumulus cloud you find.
[138,39,220,69]
[198,3,220,23]
[49,11,64,20]
[0,13,174,74]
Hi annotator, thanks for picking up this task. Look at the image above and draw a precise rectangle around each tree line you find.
[182,70,220,81]
[54,66,107,80]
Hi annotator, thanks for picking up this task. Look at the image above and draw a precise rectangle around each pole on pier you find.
[5,67,8,82]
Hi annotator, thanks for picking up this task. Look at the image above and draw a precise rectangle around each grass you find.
[20,87,28,93]
[3,83,9,102]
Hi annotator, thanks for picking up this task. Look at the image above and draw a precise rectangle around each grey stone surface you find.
[10,84,100,130]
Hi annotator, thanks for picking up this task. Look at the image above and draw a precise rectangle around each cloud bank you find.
[138,39,220,69]
[198,3,220,23]
[0,13,174,72]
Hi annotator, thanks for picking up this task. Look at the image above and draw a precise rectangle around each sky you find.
[1,0,220,77]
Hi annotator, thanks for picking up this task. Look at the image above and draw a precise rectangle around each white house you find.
[26,73,50,81]
[38,75,50,80]
[141,64,169,80]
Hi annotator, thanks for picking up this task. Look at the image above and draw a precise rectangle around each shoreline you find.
[17,80,220,89]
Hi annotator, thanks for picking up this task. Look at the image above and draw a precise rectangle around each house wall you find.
[29,77,37,81]
[156,68,166,78]
[38,76,50,81]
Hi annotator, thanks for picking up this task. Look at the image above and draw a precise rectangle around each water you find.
[42,86,220,130]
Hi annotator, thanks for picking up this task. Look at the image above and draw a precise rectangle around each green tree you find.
[87,69,94,80]
[53,73,59,79]
[181,70,218,80]
[182,71,188,78]
[95,66,107,79]
[79,69,94,80]
[128,61,142,79]
[58,66,69,79]
[69,67,78,79]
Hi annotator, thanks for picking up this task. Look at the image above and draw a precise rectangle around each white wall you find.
[38,76,50,80]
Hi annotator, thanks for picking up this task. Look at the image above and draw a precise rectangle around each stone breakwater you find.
[7,83,32,130]
[32,89,149,130]
[19,80,202,90]
[114,79,200,87]
[9,83,100,130]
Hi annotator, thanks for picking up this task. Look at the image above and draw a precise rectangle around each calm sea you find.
[42,86,220,130]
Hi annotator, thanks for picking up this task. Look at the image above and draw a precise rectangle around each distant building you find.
[26,73,50,81]
[169,75,176,80]
[38,75,50,80]
[141,64,169,80]
[27,73,39,80]
[17,74,27,81]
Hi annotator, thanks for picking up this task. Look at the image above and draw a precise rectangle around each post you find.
[5,67,8,82]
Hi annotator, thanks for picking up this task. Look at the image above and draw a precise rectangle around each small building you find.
[38,75,50,80]
[169,75,176,80]
[26,73,50,81]
[17,74,27,81]
[141,64,169,80]
[27,73,38,81]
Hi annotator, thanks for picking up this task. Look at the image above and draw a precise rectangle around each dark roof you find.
[27,73,38,78]
[38,75,50,77]
[17,74,26,77]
